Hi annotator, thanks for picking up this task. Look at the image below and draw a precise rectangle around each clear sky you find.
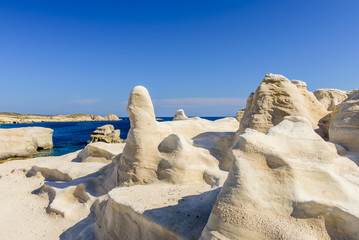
[1,0,358,117]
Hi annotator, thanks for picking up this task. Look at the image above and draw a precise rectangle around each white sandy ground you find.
[0,157,88,240]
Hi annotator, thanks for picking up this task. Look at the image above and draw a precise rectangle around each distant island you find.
[0,112,121,124]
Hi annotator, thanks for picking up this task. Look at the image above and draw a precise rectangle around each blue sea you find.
[0,117,224,158]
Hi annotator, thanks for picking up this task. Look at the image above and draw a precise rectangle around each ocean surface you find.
[0,117,224,158]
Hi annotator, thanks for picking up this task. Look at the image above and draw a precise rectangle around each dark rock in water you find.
[89,124,123,143]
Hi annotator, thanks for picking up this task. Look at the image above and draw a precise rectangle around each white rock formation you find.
[239,73,328,134]
[2,82,359,240]
[173,109,188,120]
[201,116,359,240]
[0,127,53,160]
[89,124,122,143]
[115,86,238,186]
[329,90,359,152]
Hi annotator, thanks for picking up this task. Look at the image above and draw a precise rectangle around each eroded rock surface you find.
[201,116,359,240]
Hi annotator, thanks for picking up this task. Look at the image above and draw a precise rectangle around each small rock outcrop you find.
[173,109,188,121]
[89,125,122,143]
[314,88,356,111]
[103,114,120,121]
[329,90,359,152]
[0,127,53,160]
[201,116,359,240]
[239,73,328,134]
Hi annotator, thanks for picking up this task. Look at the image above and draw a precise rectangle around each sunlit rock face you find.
[239,73,328,134]
[201,116,359,240]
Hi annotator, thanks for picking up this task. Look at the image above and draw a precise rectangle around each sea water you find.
[0,117,224,158]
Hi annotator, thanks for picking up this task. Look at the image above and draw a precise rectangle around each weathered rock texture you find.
[201,116,359,240]
[314,88,356,111]
[0,127,53,160]
[239,73,328,134]
[89,125,122,143]
[329,90,359,152]
[173,109,188,121]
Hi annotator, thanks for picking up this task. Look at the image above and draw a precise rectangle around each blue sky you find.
[0,0,358,117]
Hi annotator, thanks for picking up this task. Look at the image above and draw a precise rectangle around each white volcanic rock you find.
[173,109,188,121]
[329,90,359,152]
[201,116,359,240]
[239,73,328,134]
[89,124,122,143]
[314,88,356,111]
[0,127,53,160]
[103,114,120,121]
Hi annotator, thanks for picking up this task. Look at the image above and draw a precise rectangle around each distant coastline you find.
[0,112,121,124]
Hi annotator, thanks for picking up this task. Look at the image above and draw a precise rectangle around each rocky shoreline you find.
[0,73,358,240]
[0,113,121,124]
